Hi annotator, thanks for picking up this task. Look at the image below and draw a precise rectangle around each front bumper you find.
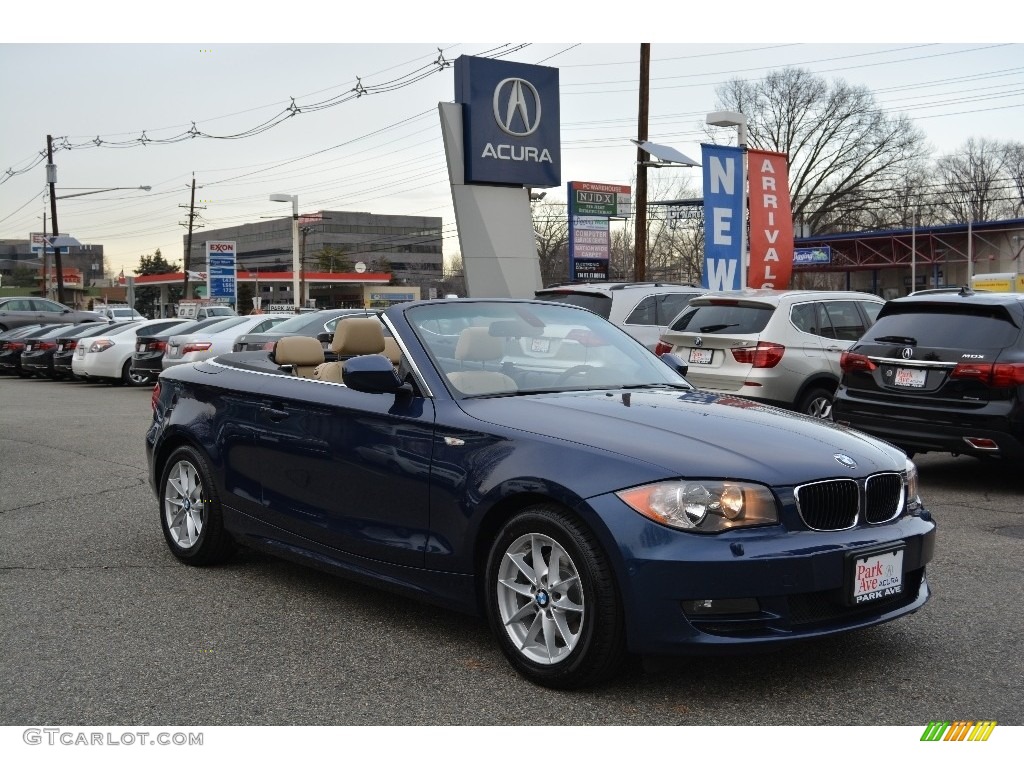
[587,493,936,655]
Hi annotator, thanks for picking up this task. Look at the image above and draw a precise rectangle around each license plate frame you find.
[688,348,713,365]
[894,367,927,388]
[847,544,905,606]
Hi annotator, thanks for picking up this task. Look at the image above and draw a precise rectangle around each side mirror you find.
[317,331,333,345]
[343,354,404,394]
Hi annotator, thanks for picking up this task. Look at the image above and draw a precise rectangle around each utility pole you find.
[46,135,67,305]
[179,175,204,305]
[634,44,651,283]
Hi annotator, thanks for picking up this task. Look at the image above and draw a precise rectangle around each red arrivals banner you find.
[746,149,794,289]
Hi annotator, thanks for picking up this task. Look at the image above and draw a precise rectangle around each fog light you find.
[683,598,760,616]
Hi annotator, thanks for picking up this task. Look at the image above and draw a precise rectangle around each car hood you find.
[458,388,904,486]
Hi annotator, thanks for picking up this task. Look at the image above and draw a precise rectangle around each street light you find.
[706,111,748,288]
[57,186,151,200]
[628,139,701,281]
[269,193,300,310]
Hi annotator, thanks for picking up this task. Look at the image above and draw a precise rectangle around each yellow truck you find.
[970,273,1024,292]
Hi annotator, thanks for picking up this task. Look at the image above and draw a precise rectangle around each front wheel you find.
[158,446,234,565]
[484,505,626,689]
[799,386,835,419]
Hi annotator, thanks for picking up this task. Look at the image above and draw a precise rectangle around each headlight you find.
[904,459,922,512]
[617,480,779,533]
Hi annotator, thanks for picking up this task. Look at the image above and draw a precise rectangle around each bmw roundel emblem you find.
[834,454,858,469]
[694,337,703,347]
[535,590,550,607]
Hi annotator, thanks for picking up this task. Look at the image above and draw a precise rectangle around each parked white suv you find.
[656,289,885,418]
[534,282,707,351]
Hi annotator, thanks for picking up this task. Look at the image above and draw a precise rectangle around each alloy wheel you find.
[495,532,585,665]
[163,459,205,550]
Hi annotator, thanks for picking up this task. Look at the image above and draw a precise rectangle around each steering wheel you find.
[555,365,599,386]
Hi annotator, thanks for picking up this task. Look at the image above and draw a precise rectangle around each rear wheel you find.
[159,446,234,566]
[121,359,150,386]
[799,386,835,420]
[484,504,626,689]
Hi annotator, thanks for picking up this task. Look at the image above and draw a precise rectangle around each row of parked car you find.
[0,308,392,386]
[5,283,1024,465]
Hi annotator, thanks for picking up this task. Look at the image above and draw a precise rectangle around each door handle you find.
[260,406,290,422]
[825,345,842,352]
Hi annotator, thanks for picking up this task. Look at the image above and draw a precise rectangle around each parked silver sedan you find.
[162,314,292,370]
[0,297,104,331]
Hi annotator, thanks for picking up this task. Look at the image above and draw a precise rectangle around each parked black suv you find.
[833,289,1024,460]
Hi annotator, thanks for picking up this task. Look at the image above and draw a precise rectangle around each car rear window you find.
[534,291,613,319]
[669,303,774,334]
[869,304,1021,348]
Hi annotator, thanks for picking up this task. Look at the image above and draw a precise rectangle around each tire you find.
[121,359,150,387]
[799,386,835,420]
[484,504,626,689]
[158,446,235,566]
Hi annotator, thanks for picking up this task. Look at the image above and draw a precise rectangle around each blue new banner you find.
[701,144,744,290]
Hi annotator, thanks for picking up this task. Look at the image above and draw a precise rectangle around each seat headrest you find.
[273,335,325,366]
[331,317,385,356]
[454,326,504,363]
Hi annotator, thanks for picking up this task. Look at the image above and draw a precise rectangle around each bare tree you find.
[714,68,929,235]
[440,252,466,297]
[1001,141,1024,218]
[531,198,570,286]
[607,172,703,283]
[935,137,1011,223]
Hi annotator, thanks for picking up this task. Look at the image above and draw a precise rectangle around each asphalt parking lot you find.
[1,375,1022,726]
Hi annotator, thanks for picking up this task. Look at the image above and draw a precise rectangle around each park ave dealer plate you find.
[688,348,713,365]
[894,367,927,387]
[850,547,904,605]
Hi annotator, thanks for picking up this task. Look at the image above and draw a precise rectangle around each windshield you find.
[405,301,690,397]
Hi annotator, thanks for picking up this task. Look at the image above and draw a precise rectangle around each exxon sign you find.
[455,56,561,187]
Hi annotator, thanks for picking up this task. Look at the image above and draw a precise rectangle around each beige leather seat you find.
[382,337,401,366]
[315,317,387,383]
[446,326,517,395]
[272,336,325,378]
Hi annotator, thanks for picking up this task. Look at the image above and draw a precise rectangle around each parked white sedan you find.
[72,318,192,385]
[162,314,291,370]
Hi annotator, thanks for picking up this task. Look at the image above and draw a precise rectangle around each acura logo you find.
[902,347,914,360]
[493,78,542,137]
[834,454,858,469]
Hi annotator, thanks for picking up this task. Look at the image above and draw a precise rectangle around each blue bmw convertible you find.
[146,298,935,689]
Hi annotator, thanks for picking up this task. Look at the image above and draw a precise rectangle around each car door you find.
[249,375,436,567]
[30,299,67,324]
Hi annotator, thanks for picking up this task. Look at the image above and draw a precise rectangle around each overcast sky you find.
[1,3,1020,277]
